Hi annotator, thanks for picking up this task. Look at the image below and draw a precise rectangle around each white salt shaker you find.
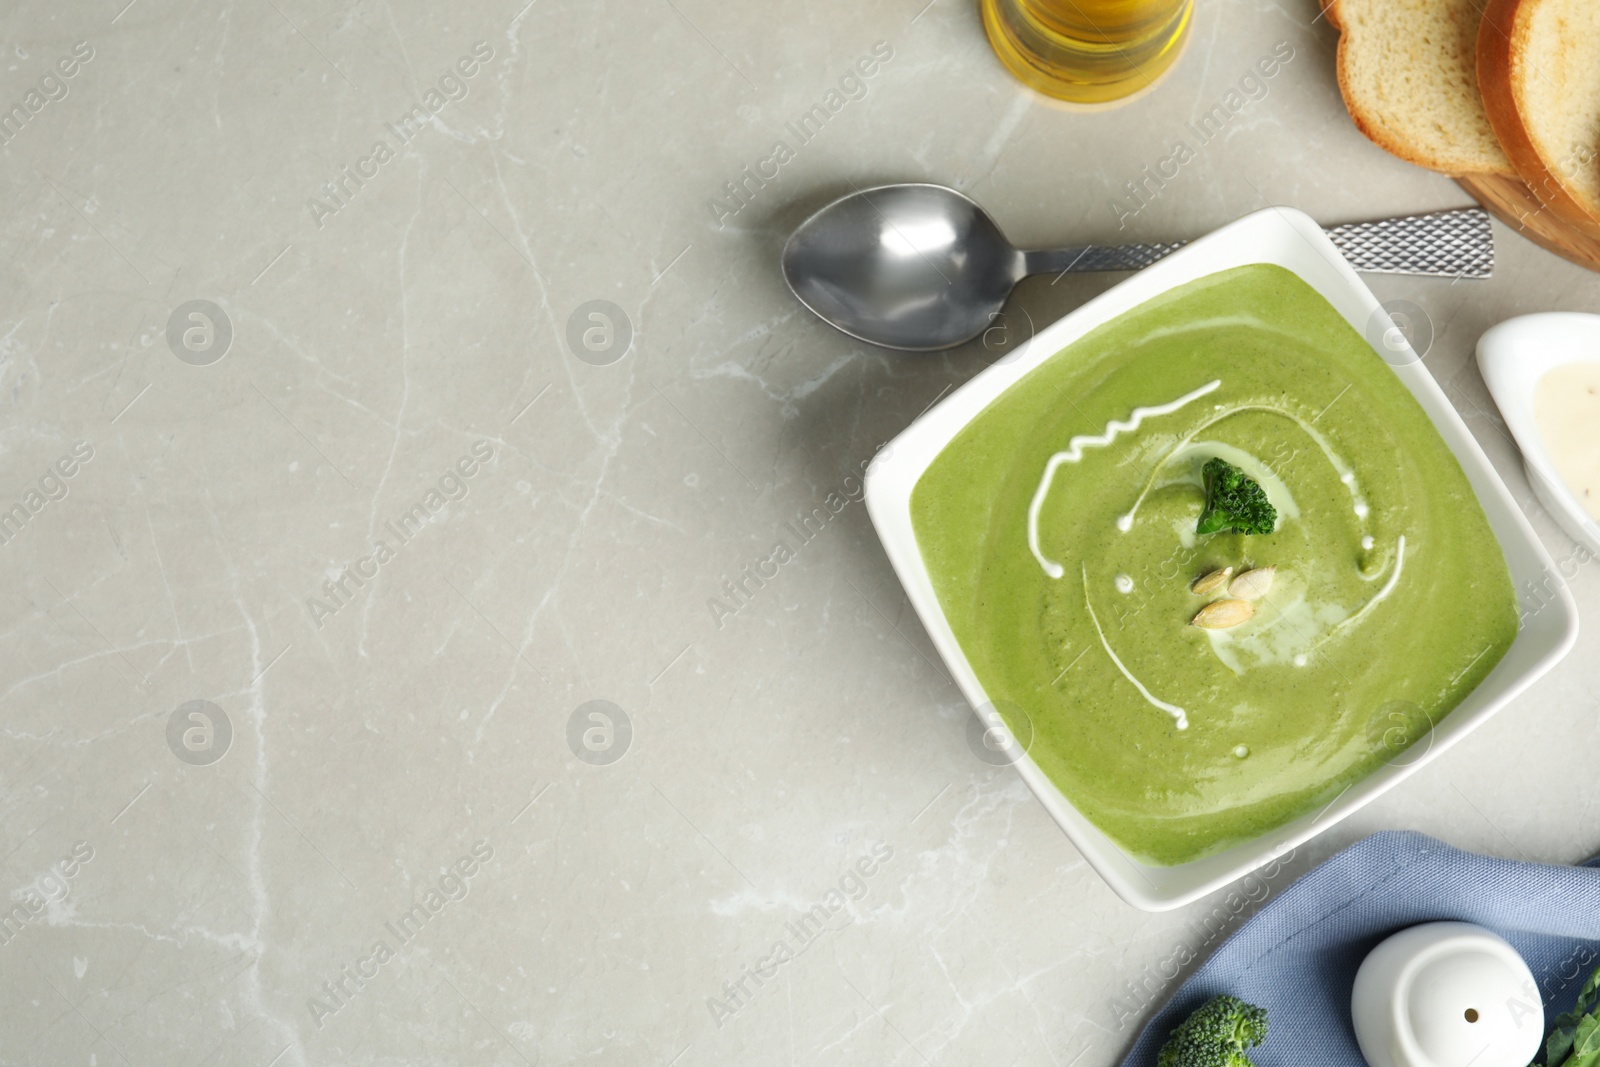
[1351,922,1544,1067]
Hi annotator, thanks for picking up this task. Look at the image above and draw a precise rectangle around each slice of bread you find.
[1323,0,1515,177]
[1478,0,1600,233]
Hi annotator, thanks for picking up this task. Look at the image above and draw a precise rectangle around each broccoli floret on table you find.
[1155,994,1270,1067]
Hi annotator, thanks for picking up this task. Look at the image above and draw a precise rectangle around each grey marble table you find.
[0,1,1595,1065]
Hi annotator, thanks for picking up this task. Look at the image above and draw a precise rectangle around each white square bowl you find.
[863,206,1578,911]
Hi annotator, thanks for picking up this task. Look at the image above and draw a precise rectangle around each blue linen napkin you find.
[1119,831,1600,1066]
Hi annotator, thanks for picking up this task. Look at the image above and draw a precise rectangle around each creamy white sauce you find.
[1534,361,1600,522]
[1203,586,1348,674]
[1118,401,1370,541]
[1204,537,1406,673]
[1330,534,1405,632]
[1026,381,1400,689]
[1028,380,1222,579]
[1082,566,1189,730]
[1273,533,1406,664]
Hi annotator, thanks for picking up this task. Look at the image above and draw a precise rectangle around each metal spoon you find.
[780,183,1494,352]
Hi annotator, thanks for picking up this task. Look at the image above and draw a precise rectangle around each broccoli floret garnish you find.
[1155,994,1270,1067]
[1196,458,1278,537]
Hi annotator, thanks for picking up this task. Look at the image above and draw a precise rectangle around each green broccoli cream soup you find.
[911,264,1517,866]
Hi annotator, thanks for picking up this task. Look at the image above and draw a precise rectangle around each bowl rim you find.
[863,205,1578,911]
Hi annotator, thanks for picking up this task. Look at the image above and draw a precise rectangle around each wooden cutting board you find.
[1457,174,1600,273]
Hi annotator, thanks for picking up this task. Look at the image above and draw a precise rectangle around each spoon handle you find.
[1324,207,1494,277]
[1024,242,1187,274]
[1023,208,1494,279]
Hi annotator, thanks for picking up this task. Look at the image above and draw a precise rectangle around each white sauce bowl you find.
[1478,312,1600,554]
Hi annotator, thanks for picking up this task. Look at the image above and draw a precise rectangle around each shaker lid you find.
[1403,943,1540,1067]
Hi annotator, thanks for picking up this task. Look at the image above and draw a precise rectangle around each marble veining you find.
[0,0,1597,1064]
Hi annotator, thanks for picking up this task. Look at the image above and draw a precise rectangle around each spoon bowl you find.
[782,184,1025,352]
